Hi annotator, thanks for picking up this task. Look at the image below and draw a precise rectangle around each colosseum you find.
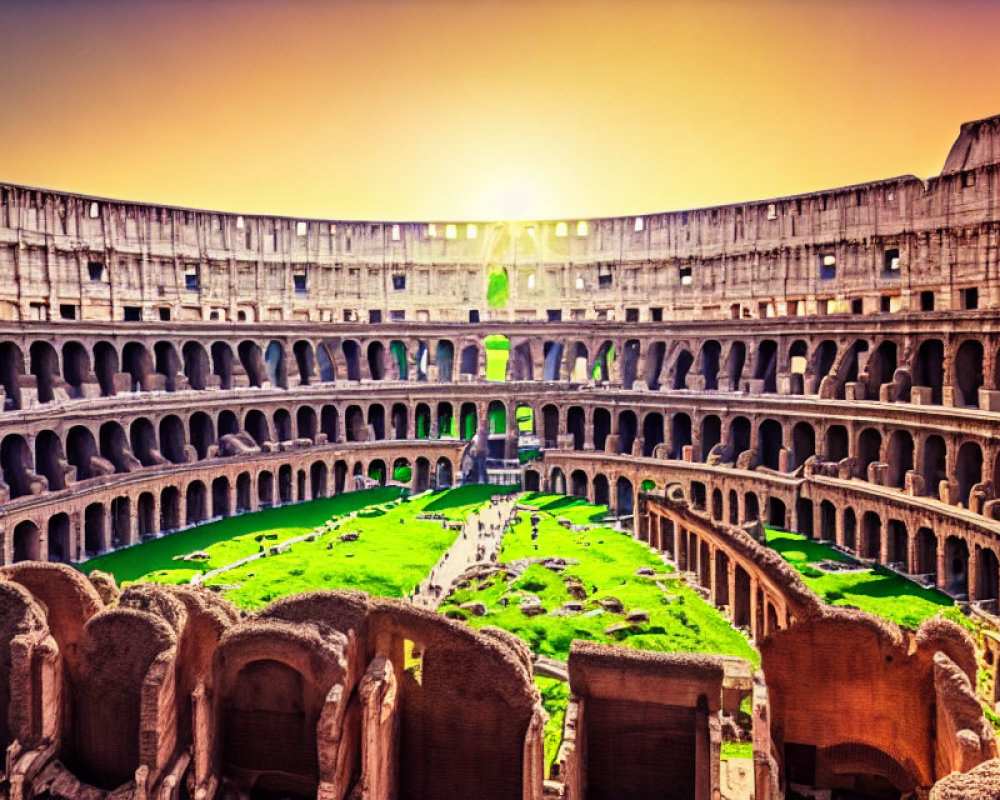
[5,113,1000,800]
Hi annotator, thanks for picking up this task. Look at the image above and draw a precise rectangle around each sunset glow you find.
[3,0,1000,220]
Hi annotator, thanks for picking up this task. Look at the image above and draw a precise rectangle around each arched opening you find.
[728,490,739,524]
[310,461,328,498]
[913,339,944,404]
[67,426,99,481]
[672,349,694,390]
[954,339,984,408]
[85,502,107,554]
[212,477,231,518]
[108,495,130,549]
[276,464,292,502]
[160,486,180,532]
[729,417,751,463]
[436,340,454,382]
[642,412,664,457]
[754,340,778,393]
[1,434,34,497]
[768,497,786,529]
[320,405,339,443]
[236,473,252,512]
[976,547,1000,603]
[414,403,431,439]
[825,424,849,463]
[861,512,881,560]
[856,428,882,480]
[190,412,215,460]
[316,341,337,382]
[435,457,453,488]
[459,403,477,440]
[48,513,71,562]
[670,413,692,459]
[743,493,759,522]
[914,528,937,577]
[0,342,24,410]
[211,342,234,390]
[699,415,721,461]
[218,410,239,439]
[292,340,315,385]
[541,404,559,448]
[621,340,640,388]
[569,342,589,382]
[864,340,897,400]
[29,341,60,403]
[820,500,836,542]
[186,481,207,525]
[788,340,808,395]
[616,476,634,518]
[791,422,815,471]
[258,471,275,507]
[153,341,181,392]
[843,508,857,552]
[367,459,387,486]
[122,342,153,392]
[264,340,288,389]
[592,408,611,451]
[137,492,155,539]
[810,339,838,394]
[701,340,721,390]
[273,408,293,442]
[159,415,188,463]
[389,339,409,380]
[956,441,983,507]
[92,341,117,398]
[592,341,615,382]
[367,404,386,440]
[35,429,67,490]
[550,467,567,494]
[391,403,409,439]
[342,340,362,381]
[437,402,455,438]
[296,406,317,442]
[523,468,540,492]
[182,341,210,390]
[414,457,430,492]
[887,519,908,568]
[758,419,783,471]
[508,340,533,381]
[570,470,588,498]
[726,341,746,391]
[592,474,610,507]
[644,341,666,390]
[245,410,272,446]
[795,498,813,536]
[944,535,970,596]
[542,341,564,382]
[617,410,637,454]
[567,406,586,451]
[885,430,914,489]
[733,565,751,628]
[62,341,92,399]
[238,341,265,387]
[12,520,40,562]
[459,344,479,379]
[97,421,131,474]
[712,489,723,520]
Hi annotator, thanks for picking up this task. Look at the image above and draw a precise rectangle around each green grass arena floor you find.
[764,527,963,630]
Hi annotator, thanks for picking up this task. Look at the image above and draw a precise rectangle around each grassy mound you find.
[440,496,758,665]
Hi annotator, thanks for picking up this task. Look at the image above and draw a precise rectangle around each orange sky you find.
[2,0,999,221]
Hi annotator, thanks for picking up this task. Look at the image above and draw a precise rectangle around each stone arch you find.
[913,339,944,404]
[670,413,692,459]
[956,441,983,507]
[182,341,211,390]
[321,405,339,442]
[122,341,153,392]
[48,512,72,561]
[29,340,60,403]
[160,486,180,532]
[414,403,431,439]
[593,474,610,507]
[0,341,25,409]
[700,340,721,390]
[825,424,849,463]
[620,340,640,388]
[886,429,914,489]
[62,340,93,399]
[570,469,588,498]
[944,535,970,596]
[726,341,746,391]
[617,410,638,454]
[273,408,293,442]
[67,425,100,481]
[644,341,666,390]
[35,429,67,490]
[212,475,231,518]
[245,409,272,446]
[12,520,40,562]
[542,340,563,382]
[700,414,721,461]
[672,349,694,390]
[99,421,133,473]
[758,419,783,471]
[856,428,882,480]
[264,340,288,389]
[754,339,778,393]
[367,404,386,440]
[954,339,983,408]
[435,457,453,487]
[810,339,838,394]
[316,340,337,382]
[211,341,234,390]
[159,414,188,463]
[1,434,36,497]
[642,412,664,457]
[153,340,182,391]
[436,340,455,382]
[861,511,881,560]
[790,421,815,471]
[93,341,118,397]
[190,411,216,459]
[292,340,315,386]
[296,406,317,442]
[342,340,362,381]
[391,403,409,439]
[238,340,265,387]
[310,461,328,498]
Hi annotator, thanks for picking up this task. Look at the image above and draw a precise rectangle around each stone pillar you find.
[749,577,759,641]
[969,546,980,602]
[937,536,948,590]
[708,546,718,606]
[879,517,889,565]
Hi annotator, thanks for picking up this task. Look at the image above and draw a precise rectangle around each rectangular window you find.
[679,266,693,286]
[445,224,457,240]
[884,247,900,272]
[392,224,401,241]
[555,221,568,237]
[87,261,105,281]
[185,267,199,291]
[576,220,588,236]
[625,308,639,322]
[296,221,307,236]
[963,172,976,188]
[369,310,382,323]
[547,309,562,322]
[634,217,644,232]
[819,252,836,280]
[766,203,777,220]
[88,202,100,219]
[59,304,77,320]
[293,272,307,293]
[392,274,406,291]
[962,287,979,310]
[159,307,171,321]
[920,291,935,311]
[468,309,480,322]
[427,223,437,237]
[598,273,613,289]
[390,309,405,321]
[466,223,477,239]
[851,298,864,314]
[123,306,141,321]
[650,307,663,322]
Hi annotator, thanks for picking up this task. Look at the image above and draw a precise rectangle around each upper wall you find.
[3,114,1000,324]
